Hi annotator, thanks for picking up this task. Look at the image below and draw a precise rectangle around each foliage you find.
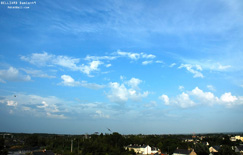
[2,132,243,155]
[0,137,8,155]
[194,143,209,155]
[218,145,237,155]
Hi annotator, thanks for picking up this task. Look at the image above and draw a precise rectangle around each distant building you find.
[125,144,158,154]
[209,145,220,154]
[172,149,197,155]
[235,145,243,154]
[230,137,236,141]
[230,135,243,142]
[184,139,194,142]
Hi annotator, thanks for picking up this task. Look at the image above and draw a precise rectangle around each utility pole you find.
[78,139,79,155]
[71,139,73,153]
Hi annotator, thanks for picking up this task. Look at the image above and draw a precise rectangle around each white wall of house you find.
[143,145,151,154]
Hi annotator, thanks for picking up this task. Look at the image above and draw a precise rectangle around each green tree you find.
[194,143,209,155]
[218,145,237,155]
[25,134,39,147]
[0,137,7,155]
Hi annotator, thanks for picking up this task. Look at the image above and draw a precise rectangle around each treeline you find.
[1,132,242,155]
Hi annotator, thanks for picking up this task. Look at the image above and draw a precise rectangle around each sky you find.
[0,0,243,135]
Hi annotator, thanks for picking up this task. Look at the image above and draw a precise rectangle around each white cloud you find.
[1,93,117,120]
[107,78,148,104]
[217,64,231,70]
[159,94,170,105]
[169,63,176,67]
[141,53,156,59]
[46,112,67,119]
[78,60,103,76]
[117,50,140,60]
[178,64,204,78]
[21,68,56,78]
[0,67,31,83]
[84,55,117,61]
[129,90,149,102]
[120,75,125,81]
[21,52,103,76]
[220,92,237,103]
[126,77,142,89]
[200,62,231,71]
[21,52,81,71]
[161,87,243,108]
[60,75,105,89]
[107,82,129,103]
[180,58,233,72]
[155,60,163,64]
[190,87,219,105]
[144,101,157,108]
[93,110,110,119]
[7,100,18,107]
[80,81,105,89]
[89,60,102,71]
[174,92,195,108]
[20,52,53,66]
[21,51,157,77]
[160,92,195,108]
[179,85,184,91]
[195,64,202,71]
[142,60,153,65]
[37,101,49,108]
[53,55,80,70]
[61,75,80,87]
[106,64,112,67]
[116,50,155,60]
[207,85,216,91]
[1,94,67,119]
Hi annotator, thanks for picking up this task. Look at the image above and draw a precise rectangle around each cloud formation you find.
[21,51,158,77]
[60,75,105,89]
[21,68,56,78]
[179,64,204,78]
[0,67,31,83]
[93,110,110,119]
[107,77,148,104]
[160,87,243,108]
[0,94,67,119]
[116,50,156,60]
[142,60,153,65]
[21,52,103,76]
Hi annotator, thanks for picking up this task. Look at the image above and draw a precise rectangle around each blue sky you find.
[0,0,243,134]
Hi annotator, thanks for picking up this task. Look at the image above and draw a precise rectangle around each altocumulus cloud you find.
[21,51,157,77]
[116,50,156,60]
[0,94,67,119]
[21,52,103,76]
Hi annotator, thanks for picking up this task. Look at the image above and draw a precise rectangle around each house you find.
[230,137,236,141]
[209,145,220,153]
[184,138,194,142]
[235,145,243,154]
[172,149,197,155]
[230,135,243,142]
[125,144,158,154]
[209,145,221,155]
